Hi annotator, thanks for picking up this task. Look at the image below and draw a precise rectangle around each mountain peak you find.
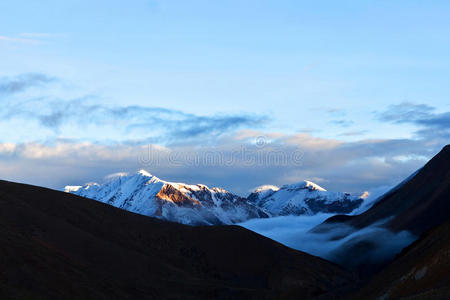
[105,170,153,178]
[64,185,82,193]
[283,180,327,192]
[66,171,267,225]
[137,169,152,177]
[247,180,362,216]
[254,185,280,193]
[67,171,362,223]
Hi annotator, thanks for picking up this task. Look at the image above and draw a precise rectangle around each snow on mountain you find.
[65,170,268,225]
[66,170,364,225]
[64,186,83,193]
[247,180,363,216]
[253,185,280,198]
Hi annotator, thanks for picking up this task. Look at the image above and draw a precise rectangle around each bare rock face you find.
[156,184,201,207]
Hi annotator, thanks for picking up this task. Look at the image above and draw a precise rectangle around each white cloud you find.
[283,133,342,150]
[0,35,41,45]
[239,214,417,268]
[0,131,434,197]
[19,32,64,38]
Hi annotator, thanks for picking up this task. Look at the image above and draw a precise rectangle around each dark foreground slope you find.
[328,144,450,235]
[311,145,450,276]
[352,218,450,299]
[0,180,352,300]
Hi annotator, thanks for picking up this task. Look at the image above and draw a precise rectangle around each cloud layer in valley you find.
[239,214,417,269]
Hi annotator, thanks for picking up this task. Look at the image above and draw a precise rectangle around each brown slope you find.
[0,180,353,300]
[350,218,450,299]
[324,144,450,235]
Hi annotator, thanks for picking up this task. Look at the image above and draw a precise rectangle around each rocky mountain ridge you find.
[67,170,364,225]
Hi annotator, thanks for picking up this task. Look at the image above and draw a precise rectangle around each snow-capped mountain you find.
[66,170,268,225]
[247,181,363,216]
[66,170,363,225]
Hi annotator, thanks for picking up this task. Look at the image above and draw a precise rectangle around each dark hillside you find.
[0,180,352,299]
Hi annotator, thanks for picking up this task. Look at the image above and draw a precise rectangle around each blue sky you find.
[0,1,449,195]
